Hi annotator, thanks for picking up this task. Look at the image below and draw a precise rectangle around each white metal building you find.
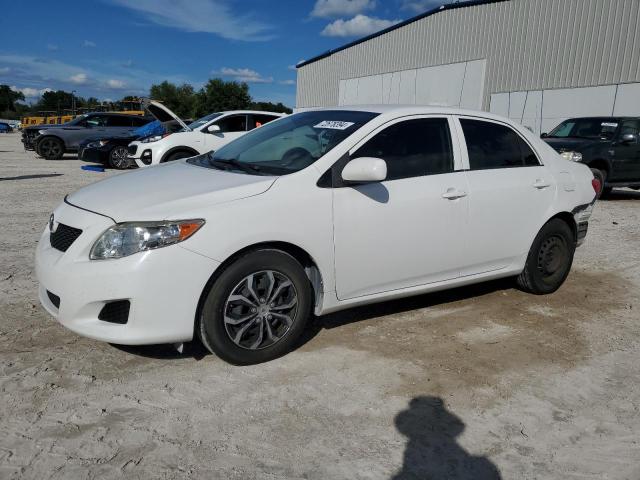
[296,0,640,134]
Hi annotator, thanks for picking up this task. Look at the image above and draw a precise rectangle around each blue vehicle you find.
[0,122,13,133]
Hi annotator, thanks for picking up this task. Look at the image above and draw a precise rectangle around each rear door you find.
[455,117,555,275]
[612,119,640,181]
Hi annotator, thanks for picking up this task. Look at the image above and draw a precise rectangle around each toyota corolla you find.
[36,106,597,364]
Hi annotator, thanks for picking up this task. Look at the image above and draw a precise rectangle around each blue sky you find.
[0,0,442,108]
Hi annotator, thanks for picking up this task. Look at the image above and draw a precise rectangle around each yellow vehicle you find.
[20,99,145,128]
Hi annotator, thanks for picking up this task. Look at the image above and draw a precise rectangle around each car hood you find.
[142,99,190,131]
[543,137,599,152]
[66,161,277,222]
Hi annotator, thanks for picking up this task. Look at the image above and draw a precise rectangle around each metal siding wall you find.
[297,0,640,108]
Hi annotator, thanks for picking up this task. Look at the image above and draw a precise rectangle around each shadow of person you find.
[392,396,501,480]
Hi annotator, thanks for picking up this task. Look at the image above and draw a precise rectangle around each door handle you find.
[533,179,551,189]
[442,188,467,200]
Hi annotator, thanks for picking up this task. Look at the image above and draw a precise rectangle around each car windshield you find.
[188,110,378,176]
[187,112,222,131]
[548,118,619,139]
[64,114,89,126]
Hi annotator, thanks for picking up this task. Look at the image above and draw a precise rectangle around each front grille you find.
[127,144,137,155]
[46,290,61,309]
[50,223,83,252]
[98,300,130,324]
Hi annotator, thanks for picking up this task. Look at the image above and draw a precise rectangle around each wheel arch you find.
[546,211,577,243]
[36,134,65,148]
[160,146,199,163]
[194,241,325,337]
[587,158,610,176]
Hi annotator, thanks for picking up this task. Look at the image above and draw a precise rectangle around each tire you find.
[37,137,64,160]
[517,218,576,295]
[590,168,606,199]
[108,145,132,169]
[198,249,313,365]
[163,150,194,163]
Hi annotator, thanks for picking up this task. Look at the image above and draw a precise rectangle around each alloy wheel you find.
[223,270,298,350]
[111,146,130,169]
[39,139,62,159]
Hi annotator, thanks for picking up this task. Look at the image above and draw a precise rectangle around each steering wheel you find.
[280,147,314,169]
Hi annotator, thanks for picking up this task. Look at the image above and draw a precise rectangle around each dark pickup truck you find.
[542,117,640,197]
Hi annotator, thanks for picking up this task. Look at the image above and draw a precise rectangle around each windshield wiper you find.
[209,156,263,175]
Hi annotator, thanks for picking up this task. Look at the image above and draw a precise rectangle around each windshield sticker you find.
[601,122,618,128]
[313,120,354,130]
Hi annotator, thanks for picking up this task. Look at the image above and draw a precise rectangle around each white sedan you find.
[36,106,597,364]
[127,100,284,167]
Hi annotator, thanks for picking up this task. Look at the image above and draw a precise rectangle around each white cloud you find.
[401,0,443,14]
[46,44,59,51]
[321,14,400,37]
[215,67,273,83]
[279,80,296,85]
[69,73,89,84]
[106,79,126,89]
[11,86,53,98]
[110,0,274,41]
[83,40,97,47]
[311,0,375,18]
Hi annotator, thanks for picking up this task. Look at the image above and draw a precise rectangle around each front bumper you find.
[79,146,107,163]
[35,201,220,345]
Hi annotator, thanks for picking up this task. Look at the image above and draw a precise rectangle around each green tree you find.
[149,81,196,118]
[249,101,292,114]
[0,85,25,113]
[36,90,75,113]
[194,79,251,117]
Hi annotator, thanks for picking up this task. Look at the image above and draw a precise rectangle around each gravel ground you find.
[1,132,639,479]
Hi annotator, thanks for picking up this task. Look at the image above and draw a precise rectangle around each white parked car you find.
[127,101,284,167]
[36,106,597,364]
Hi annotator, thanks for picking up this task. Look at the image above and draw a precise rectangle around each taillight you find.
[592,178,601,194]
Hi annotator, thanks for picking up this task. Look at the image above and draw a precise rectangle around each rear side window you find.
[460,119,539,170]
[106,116,134,127]
[353,118,453,181]
[250,114,279,130]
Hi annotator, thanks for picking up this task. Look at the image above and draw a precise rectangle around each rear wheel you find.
[108,145,132,169]
[37,137,64,160]
[198,249,313,365]
[517,218,575,294]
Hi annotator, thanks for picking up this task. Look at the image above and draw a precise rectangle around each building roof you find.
[297,0,510,68]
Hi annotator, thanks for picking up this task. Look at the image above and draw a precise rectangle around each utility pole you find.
[71,90,76,116]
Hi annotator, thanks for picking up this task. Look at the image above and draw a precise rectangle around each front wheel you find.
[517,218,575,294]
[108,145,132,169]
[37,137,64,160]
[198,249,313,365]
[163,151,194,162]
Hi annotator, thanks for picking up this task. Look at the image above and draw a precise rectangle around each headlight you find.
[38,129,47,135]
[99,140,109,147]
[140,133,169,143]
[560,151,582,162]
[90,219,205,260]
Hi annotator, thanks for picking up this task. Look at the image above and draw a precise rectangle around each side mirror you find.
[540,132,548,138]
[621,133,638,144]
[341,157,387,183]
[207,124,221,133]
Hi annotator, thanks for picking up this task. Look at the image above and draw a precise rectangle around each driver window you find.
[86,116,107,127]
[353,118,453,181]
[213,115,248,133]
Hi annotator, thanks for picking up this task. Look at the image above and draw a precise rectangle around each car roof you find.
[219,110,285,116]
[296,104,518,122]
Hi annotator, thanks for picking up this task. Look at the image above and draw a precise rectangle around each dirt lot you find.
[1,132,639,479]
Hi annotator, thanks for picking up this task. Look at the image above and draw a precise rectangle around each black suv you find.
[22,113,151,160]
[542,117,640,197]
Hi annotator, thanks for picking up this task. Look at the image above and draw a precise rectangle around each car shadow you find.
[114,278,514,362]
[391,396,501,479]
[0,173,63,181]
[603,189,640,201]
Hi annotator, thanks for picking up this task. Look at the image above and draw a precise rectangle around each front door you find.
[332,116,468,300]
[612,119,640,182]
[204,114,249,152]
[455,117,556,275]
